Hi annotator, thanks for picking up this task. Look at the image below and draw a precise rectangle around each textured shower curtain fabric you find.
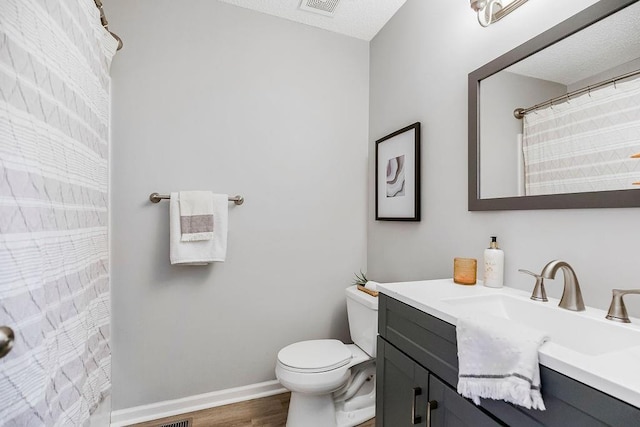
[522,77,640,195]
[0,0,117,425]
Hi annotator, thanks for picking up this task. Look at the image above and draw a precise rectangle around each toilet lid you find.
[277,339,352,373]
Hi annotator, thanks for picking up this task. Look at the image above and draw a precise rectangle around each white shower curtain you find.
[523,76,640,195]
[0,0,117,425]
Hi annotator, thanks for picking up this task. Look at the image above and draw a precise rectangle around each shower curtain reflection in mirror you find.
[522,76,640,196]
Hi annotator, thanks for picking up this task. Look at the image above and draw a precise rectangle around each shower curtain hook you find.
[588,85,592,97]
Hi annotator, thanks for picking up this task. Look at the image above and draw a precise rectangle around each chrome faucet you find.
[540,260,585,311]
[606,289,640,323]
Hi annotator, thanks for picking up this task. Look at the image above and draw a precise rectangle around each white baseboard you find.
[109,380,287,426]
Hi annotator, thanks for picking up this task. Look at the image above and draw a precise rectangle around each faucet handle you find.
[518,269,541,278]
[606,289,640,323]
[518,269,548,302]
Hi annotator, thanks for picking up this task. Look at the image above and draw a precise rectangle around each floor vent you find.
[300,0,341,17]
[157,419,192,427]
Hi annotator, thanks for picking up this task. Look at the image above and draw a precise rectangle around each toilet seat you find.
[277,339,352,373]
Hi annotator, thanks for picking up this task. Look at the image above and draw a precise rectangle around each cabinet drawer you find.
[379,294,458,386]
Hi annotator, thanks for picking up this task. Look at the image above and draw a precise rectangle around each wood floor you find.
[129,392,375,427]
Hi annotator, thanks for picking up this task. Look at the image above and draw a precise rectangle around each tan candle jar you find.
[454,257,477,285]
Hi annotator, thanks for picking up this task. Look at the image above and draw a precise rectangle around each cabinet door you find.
[427,375,502,427]
[376,338,430,427]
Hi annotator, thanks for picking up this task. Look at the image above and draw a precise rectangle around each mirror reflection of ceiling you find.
[507,2,640,86]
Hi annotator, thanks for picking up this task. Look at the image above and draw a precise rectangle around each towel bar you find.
[149,192,244,205]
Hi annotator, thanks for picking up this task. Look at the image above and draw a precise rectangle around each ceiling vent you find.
[300,0,340,17]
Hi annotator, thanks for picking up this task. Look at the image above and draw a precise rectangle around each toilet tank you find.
[345,285,379,357]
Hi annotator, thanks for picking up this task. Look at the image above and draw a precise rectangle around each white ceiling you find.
[217,0,407,41]
[217,1,640,84]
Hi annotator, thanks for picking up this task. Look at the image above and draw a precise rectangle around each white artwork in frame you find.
[375,122,421,221]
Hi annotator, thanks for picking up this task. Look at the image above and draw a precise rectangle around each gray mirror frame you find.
[468,0,640,211]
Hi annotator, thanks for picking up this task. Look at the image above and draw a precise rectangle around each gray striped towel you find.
[456,314,548,410]
[179,191,215,241]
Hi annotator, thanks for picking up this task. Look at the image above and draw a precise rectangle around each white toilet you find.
[275,285,378,427]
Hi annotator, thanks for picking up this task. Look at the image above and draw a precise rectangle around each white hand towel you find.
[179,190,214,241]
[456,314,548,410]
[170,192,228,265]
[365,281,379,292]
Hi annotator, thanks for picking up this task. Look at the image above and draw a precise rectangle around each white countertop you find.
[377,279,640,409]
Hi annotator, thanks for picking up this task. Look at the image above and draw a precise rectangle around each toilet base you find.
[286,392,336,427]
[285,391,376,427]
[336,404,375,427]
[335,366,376,427]
[285,364,376,427]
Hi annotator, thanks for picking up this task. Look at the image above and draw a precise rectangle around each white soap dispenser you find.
[483,236,504,288]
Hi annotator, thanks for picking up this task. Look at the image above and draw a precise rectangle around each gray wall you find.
[369,0,640,314]
[108,0,368,410]
[480,72,566,198]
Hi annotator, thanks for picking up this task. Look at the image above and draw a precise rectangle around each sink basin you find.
[441,294,640,356]
[377,279,640,408]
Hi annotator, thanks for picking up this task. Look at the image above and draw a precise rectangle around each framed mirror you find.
[469,0,640,210]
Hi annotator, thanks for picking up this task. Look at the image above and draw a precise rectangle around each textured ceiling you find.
[217,0,407,40]
[507,1,640,86]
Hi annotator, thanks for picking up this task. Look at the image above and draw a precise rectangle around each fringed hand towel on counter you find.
[170,192,229,265]
[179,191,214,241]
[456,314,548,410]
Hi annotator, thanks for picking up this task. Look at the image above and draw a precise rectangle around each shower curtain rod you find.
[513,68,640,119]
[94,0,123,50]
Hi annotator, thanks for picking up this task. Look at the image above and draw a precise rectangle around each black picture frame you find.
[375,122,421,221]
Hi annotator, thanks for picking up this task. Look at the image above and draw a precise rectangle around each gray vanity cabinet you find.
[377,337,500,427]
[428,374,504,427]
[376,293,640,427]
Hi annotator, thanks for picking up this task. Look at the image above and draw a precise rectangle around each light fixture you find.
[470,0,528,27]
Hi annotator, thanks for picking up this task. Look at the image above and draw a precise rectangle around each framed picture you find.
[375,122,421,221]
